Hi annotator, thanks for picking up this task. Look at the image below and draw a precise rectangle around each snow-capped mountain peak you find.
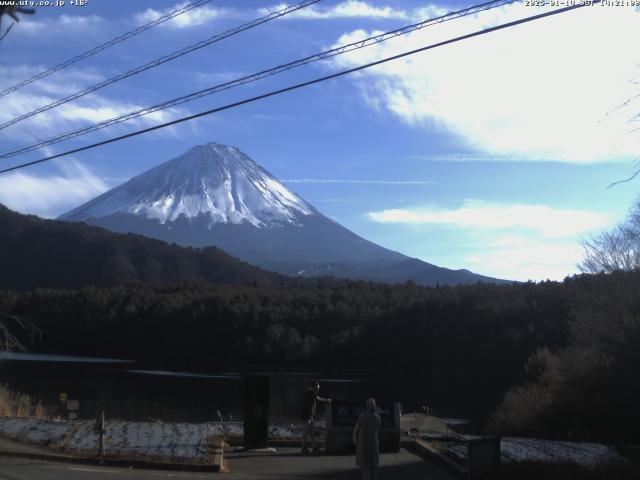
[58,141,502,286]
[61,142,314,228]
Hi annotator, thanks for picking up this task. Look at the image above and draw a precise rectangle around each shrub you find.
[0,383,45,418]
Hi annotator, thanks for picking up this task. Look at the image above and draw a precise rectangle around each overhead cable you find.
[0,0,517,160]
[0,1,600,175]
[0,0,215,98]
[0,0,322,130]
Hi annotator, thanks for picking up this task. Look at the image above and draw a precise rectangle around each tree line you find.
[2,200,640,442]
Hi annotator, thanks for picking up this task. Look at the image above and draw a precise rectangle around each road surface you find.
[0,447,457,479]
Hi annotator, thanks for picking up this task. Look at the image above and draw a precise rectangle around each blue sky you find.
[0,0,639,281]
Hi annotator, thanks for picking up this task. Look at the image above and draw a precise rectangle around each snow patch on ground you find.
[2,417,621,467]
[500,437,623,466]
[0,418,70,445]
[0,417,302,462]
[438,435,623,467]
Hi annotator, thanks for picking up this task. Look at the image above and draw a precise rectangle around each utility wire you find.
[0,1,600,176]
[0,0,517,160]
[0,0,322,131]
[0,22,13,43]
[0,0,214,99]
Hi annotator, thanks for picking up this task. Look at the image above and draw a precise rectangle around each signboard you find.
[59,392,67,404]
[67,399,79,420]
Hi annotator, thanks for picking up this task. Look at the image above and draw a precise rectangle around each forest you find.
[0,204,282,290]
[1,271,638,442]
[1,203,639,442]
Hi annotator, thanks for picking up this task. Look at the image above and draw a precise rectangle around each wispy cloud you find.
[283,179,435,185]
[464,235,585,282]
[251,113,294,122]
[405,152,532,162]
[260,1,409,20]
[365,200,610,281]
[139,1,409,27]
[329,4,640,162]
[18,14,102,35]
[135,2,235,29]
[366,200,610,239]
[59,14,103,27]
[316,197,361,203]
[191,71,248,86]
[0,159,109,218]
[0,66,185,143]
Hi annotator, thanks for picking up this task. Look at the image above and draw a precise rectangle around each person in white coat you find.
[352,398,381,480]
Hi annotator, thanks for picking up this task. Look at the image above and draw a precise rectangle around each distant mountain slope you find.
[0,204,280,291]
[60,142,505,286]
[61,143,315,229]
[264,258,501,286]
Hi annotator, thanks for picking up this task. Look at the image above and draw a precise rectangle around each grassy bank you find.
[0,383,45,417]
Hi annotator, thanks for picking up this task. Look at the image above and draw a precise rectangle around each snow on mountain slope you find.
[59,142,504,285]
[60,143,313,227]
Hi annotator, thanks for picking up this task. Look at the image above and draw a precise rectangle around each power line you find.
[0,0,214,98]
[0,0,517,160]
[0,0,322,131]
[0,1,600,176]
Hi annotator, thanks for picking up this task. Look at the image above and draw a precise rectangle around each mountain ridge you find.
[0,203,282,291]
[60,142,506,286]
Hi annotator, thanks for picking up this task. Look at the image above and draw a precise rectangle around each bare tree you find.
[580,201,640,273]
[0,312,39,352]
[0,6,35,43]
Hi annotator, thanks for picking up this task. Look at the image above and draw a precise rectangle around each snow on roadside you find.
[4,417,620,467]
[0,417,219,461]
[435,434,624,467]
[0,417,71,444]
[500,437,623,466]
[0,417,301,462]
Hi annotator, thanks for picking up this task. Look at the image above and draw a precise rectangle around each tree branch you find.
[0,312,40,352]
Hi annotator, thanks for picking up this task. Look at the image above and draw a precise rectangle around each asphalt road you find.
[0,457,214,480]
[0,448,456,480]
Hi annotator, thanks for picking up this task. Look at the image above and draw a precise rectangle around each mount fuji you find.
[60,142,500,285]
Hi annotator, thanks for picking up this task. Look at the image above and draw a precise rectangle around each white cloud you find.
[143,1,409,26]
[260,1,409,20]
[192,71,248,86]
[283,178,435,184]
[405,152,533,162]
[366,200,609,238]
[0,66,183,143]
[329,4,640,162]
[365,200,605,281]
[135,2,233,29]
[464,235,585,282]
[317,197,360,203]
[0,90,178,142]
[59,14,102,27]
[18,14,102,35]
[0,159,108,218]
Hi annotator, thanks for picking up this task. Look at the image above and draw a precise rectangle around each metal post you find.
[95,409,105,461]
[243,375,270,450]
